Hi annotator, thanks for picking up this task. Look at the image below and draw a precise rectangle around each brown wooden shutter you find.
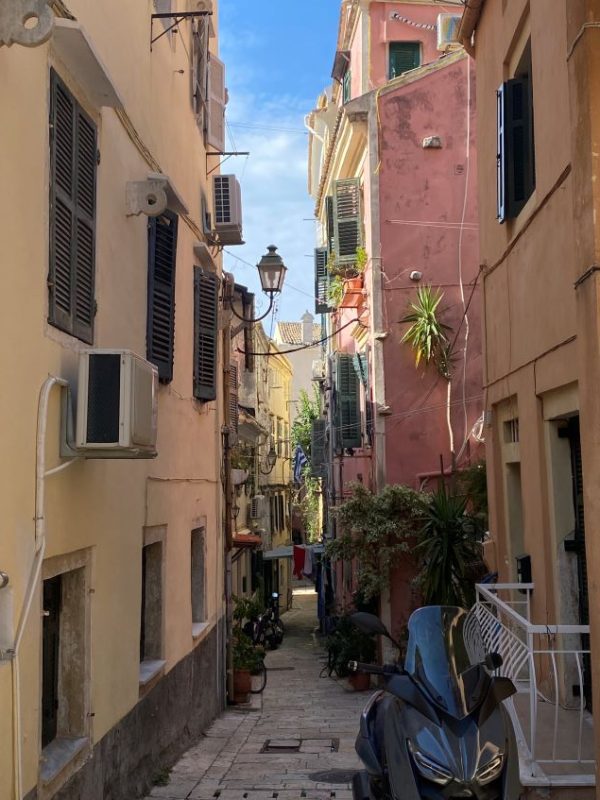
[194,267,219,401]
[49,70,97,343]
[229,363,239,436]
[147,212,178,382]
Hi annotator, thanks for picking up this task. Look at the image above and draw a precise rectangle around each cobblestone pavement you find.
[145,589,369,800]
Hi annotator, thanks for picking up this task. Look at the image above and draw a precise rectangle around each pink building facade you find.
[307,1,482,634]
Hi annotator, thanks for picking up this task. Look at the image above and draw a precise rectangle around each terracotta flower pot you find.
[340,277,365,309]
[233,669,251,703]
[349,671,371,691]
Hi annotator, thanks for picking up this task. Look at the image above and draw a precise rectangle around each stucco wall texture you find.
[0,1,226,796]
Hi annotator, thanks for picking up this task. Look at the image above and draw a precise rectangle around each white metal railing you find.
[473,583,594,783]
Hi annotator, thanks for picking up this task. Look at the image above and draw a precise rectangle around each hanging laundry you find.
[303,546,313,578]
[293,545,306,579]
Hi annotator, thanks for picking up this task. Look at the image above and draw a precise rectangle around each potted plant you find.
[325,614,377,690]
[232,631,262,703]
[340,275,364,308]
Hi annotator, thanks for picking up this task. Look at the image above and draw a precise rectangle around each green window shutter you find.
[147,211,178,382]
[193,266,219,401]
[389,42,421,79]
[333,179,362,266]
[314,247,331,314]
[503,76,535,219]
[325,195,335,255]
[49,70,97,344]
[336,354,361,449]
[343,69,352,103]
[311,419,327,477]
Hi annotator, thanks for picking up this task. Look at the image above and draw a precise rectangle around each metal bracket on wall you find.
[206,151,250,177]
[150,11,212,51]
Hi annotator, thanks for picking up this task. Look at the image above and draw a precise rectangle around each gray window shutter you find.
[193,266,219,401]
[336,354,361,449]
[147,212,178,382]
[311,419,327,477]
[49,70,97,344]
[333,178,362,267]
[504,76,535,218]
[314,247,331,314]
[191,17,209,125]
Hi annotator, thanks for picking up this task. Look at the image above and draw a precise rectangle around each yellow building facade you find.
[0,2,229,798]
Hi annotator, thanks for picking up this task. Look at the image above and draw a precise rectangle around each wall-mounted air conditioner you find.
[75,350,158,458]
[311,360,326,382]
[250,495,266,520]
[212,174,244,245]
[437,13,462,52]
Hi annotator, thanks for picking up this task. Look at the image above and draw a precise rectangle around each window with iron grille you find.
[193,267,219,401]
[147,212,178,382]
[48,70,97,344]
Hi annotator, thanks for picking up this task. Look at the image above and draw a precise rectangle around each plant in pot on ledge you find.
[232,630,264,703]
[326,614,377,691]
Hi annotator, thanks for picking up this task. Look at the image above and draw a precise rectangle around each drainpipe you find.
[222,309,234,704]
[457,0,484,57]
[12,376,78,799]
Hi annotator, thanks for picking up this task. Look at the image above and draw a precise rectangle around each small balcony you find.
[474,583,594,794]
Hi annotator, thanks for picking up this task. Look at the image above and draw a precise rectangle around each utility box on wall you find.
[75,350,158,457]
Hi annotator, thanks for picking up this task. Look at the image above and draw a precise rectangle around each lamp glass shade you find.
[257,245,287,295]
[266,446,277,469]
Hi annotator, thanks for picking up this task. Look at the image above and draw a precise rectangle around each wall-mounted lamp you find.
[259,442,278,475]
[230,245,287,323]
[232,502,240,520]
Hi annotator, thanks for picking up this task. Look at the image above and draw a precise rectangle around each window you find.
[147,212,178,382]
[140,541,163,663]
[389,42,421,79]
[278,495,285,531]
[497,40,535,222]
[277,418,283,457]
[193,266,219,401]
[333,179,363,267]
[191,528,206,626]
[49,70,97,344]
[342,69,352,103]
[191,17,209,125]
[41,562,88,757]
[335,353,361,450]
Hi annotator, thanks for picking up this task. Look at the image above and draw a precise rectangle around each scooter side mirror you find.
[350,612,390,638]
[483,652,503,671]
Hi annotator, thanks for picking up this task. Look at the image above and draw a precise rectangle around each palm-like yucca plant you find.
[416,484,483,608]
[400,286,451,369]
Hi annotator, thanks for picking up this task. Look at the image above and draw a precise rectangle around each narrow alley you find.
[144,590,367,800]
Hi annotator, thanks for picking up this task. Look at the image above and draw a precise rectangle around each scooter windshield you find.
[404,606,489,719]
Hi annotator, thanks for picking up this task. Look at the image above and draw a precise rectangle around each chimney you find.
[301,311,314,345]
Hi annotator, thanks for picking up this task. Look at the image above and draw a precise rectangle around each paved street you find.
[144,589,367,800]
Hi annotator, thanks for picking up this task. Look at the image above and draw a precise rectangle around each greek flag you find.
[293,445,309,484]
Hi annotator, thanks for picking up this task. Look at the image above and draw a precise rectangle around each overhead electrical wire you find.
[236,317,363,357]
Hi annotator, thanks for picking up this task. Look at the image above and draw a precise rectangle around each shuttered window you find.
[314,247,331,314]
[229,363,238,435]
[193,266,219,401]
[333,179,363,267]
[336,354,361,449]
[49,70,97,344]
[497,41,535,222]
[389,42,420,79]
[147,212,178,382]
[311,418,327,478]
[325,195,335,255]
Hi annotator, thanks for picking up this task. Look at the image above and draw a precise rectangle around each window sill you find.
[40,736,89,785]
[192,622,210,640]
[139,659,166,688]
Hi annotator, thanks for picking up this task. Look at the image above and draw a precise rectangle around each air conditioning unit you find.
[311,360,326,382]
[75,350,158,458]
[212,174,244,245]
[437,13,462,52]
[250,495,266,520]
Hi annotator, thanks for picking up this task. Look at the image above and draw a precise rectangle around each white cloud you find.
[218,35,321,324]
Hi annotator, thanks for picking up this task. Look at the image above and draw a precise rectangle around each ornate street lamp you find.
[230,245,287,323]
[259,440,278,475]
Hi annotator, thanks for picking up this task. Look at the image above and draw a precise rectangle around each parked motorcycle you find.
[243,592,284,650]
[348,606,522,800]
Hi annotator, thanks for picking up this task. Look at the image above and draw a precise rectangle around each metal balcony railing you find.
[473,583,594,788]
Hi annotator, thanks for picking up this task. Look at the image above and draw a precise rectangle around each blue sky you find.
[219,0,340,329]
